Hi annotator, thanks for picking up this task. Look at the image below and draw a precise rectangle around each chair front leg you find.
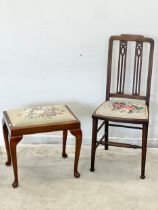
[10,136,23,188]
[140,123,148,179]
[104,121,109,150]
[62,130,68,158]
[90,117,98,172]
[70,129,82,178]
[2,120,11,166]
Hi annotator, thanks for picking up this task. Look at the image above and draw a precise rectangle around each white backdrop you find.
[0,0,158,145]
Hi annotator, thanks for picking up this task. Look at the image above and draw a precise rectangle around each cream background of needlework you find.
[96,101,148,119]
[7,105,76,127]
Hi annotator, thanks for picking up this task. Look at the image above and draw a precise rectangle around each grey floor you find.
[0,145,158,210]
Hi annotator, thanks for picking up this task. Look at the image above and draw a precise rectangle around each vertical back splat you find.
[116,41,127,93]
[132,41,143,95]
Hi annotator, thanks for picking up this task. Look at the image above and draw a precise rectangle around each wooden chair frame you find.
[2,106,82,188]
[90,34,154,179]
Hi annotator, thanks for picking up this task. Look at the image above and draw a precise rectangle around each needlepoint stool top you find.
[6,104,77,127]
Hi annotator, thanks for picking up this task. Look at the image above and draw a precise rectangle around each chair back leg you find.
[90,118,98,172]
[104,121,109,150]
[140,123,148,179]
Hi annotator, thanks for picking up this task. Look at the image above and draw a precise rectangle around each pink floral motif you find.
[111,101,144,114]
[114,103,124,108]
[17,106,65,120]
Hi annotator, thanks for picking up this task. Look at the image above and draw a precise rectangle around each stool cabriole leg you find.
[62,130,68,158]
[10,136,23,188]
[70,129,82,178]
[2,119,11,166]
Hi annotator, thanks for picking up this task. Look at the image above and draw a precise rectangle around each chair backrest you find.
[106,34,154,107]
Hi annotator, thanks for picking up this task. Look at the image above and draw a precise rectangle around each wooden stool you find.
[2,104,82,188]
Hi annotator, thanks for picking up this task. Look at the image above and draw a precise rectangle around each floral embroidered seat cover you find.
[6,105,76,127]
[96,100,148,120]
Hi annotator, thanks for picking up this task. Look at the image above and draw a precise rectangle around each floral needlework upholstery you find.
[96,101,148,120]
[7,105,76,127]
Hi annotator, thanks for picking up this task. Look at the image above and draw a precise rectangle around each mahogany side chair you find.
[90,34,154,179]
